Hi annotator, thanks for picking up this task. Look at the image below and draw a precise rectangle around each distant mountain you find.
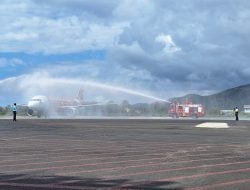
[170,84,250,111]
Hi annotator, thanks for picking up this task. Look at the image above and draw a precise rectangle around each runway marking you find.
[1,155,246,184]
[0,142,246,160]
[195,122,229,128]
[0,156,169,169]
[0,136,243,147]
[0,135,58,140]
[57,155,245,176]
[0,182,100,190]
[0,140,200,147]
[0,143,189,156]
[2,142,245,156]
[187,178,250,190]
[0,140,245,159]
[0,139,206,146]
[0,142,238,158]
[0,146,241,168]
[0,149,228,168]
[0,145,240,168]
[0,145,146,155]
[0,141,210,149]
[0,139,246,153]
[117,168,250,189]
[104,160,250,179]
[0,151,159,159]
[0,151,167,165]
[0,141,201,147]
[1,153,245,175]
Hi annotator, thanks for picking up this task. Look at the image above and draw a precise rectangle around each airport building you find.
[243,105,250,113]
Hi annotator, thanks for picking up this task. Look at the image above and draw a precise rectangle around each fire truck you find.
[168,101,205,118]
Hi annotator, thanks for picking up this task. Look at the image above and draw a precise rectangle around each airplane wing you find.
[59,102,116,109]
[57,102,117,116]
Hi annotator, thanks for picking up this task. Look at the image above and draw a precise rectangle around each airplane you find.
[27,89,109,117]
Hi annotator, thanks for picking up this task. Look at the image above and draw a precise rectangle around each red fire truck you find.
[168,101,205,118]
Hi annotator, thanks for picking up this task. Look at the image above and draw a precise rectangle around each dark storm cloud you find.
[112,0,250,92]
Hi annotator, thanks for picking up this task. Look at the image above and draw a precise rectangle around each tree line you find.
[0,106,8,115]
[0,101,170,117]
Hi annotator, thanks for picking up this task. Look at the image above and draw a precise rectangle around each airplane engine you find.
[27,109,34,116]
[27,109,44,117]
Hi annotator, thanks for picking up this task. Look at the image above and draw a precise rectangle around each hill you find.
[170,84,250,112]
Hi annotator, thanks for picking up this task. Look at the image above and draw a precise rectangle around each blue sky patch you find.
[0,50,106,79]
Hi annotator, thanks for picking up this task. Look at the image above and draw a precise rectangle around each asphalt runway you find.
[0,119,249,190]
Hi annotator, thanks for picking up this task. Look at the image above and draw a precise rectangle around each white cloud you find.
[0,1,128,54]
[1,0,250,101]
[155,34,181,54]
[113,0,155,19]
[0,70,169,105]
[2,32,38,41]
[0,58,25,67]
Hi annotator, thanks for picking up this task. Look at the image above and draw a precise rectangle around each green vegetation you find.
[0,106,8,115]
[206,108,222,117]
[78,101,170,117]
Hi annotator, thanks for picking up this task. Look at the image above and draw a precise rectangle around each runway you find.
[0,119,249,189]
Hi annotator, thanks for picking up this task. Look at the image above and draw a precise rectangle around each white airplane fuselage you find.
[27,95,50,117]
[27,95,85,117]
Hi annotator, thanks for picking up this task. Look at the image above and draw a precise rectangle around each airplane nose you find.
[28,101,40,108]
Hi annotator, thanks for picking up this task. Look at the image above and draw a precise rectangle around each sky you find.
[1,0,250,105]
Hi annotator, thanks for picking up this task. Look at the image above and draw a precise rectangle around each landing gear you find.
[37,111,42,118]
[27,109,34,116]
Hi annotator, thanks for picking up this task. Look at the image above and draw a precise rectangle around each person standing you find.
[234,107,239,121]
[12,103,17,121]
